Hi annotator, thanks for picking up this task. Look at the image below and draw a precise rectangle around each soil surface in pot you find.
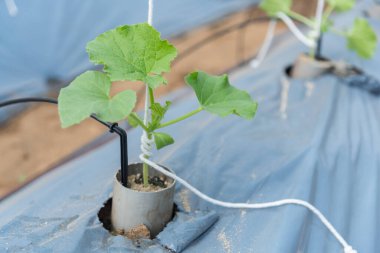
[128,173,173,192]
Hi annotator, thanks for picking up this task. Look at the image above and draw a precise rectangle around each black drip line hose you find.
[0,97,129,187]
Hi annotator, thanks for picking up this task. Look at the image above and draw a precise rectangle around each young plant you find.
[260,0,378,59]
[58,23,258,187]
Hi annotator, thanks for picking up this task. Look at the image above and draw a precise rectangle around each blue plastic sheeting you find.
[157,210,219,252]
[0,0,258,122]
[1,1,380,253]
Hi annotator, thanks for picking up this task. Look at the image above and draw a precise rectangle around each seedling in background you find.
[260,0,378,59]
[58,23,258,188]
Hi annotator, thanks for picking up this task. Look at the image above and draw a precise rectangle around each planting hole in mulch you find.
[98,198,178,240]
[285,65,293,78]
[286,54,332,79]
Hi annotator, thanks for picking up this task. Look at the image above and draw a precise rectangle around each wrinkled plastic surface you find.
[343,73,380,95]
[1,1,380,253]
[157,210,219,252]
[0,0,257,122]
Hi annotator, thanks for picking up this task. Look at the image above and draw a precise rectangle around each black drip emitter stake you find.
[315,34,323,60]
[109,123,129,187]
[0,97,129,187]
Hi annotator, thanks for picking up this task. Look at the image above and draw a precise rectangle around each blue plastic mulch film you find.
[156,210,219,252]
[342,72,380,95]
[1,0,380,253]
[0,0,258,122]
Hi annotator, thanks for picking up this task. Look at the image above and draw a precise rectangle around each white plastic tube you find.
[250,19,277,69]
[140,155,356,253]
[276,12,315,48]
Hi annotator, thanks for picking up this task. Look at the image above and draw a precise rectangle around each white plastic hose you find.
[250,19,277,69]
[276,12,315,48]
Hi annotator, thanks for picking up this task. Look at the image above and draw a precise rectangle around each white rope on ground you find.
[140,155,356,253]
[250,19,277,69]
[4,0,18,16]
[305,81,315,97]
[139,1,357,253]
[280,74,290,119]
[276,12,315,48]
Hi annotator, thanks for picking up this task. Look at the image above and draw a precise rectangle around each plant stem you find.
[158,107,203,129]
[148,87,155,105]
[143,162,149,187]
[142,132,152,187]
[129,113,150,132]
[287,10,315,28]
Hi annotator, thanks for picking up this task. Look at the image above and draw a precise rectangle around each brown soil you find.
[0,1,316,199]
[128,174,172,192]
[123,224,151,240]
[97,198,152,239]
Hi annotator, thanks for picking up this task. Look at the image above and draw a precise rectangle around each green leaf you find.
[127,112,140,128]
[185,71,258,119]
[260,0,292,16]
[86,23,177,89]
[58,71,136,128]
[346,18,377,59]
[153,132,174,150]
[327,0,355,12]
[149,101,171,131]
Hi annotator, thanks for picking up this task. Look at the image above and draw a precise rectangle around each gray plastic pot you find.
[290,53,333,79]
[111,163,176,237]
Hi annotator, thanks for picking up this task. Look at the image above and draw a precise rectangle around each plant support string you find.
[140,0,155,187]
[250,18,277,69]
[139,1,356,253]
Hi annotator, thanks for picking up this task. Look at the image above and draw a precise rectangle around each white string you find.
[305,81,315,97]
[276,0,324,50]
[314,0,325,42]
[139,1,356,252]
[276,12,315,48]
[280,75,290,119]
[251,1,324,69]
[141,0,154,159]
[140,155,356,253]
[147,0,153,26]
[141,156,357,253]
[250,19,277,69]
[4,0,18,16]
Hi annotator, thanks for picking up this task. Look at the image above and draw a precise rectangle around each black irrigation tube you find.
[315,34,323,60]
[0,97,129,187]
